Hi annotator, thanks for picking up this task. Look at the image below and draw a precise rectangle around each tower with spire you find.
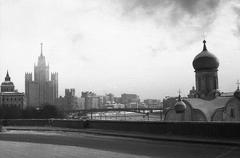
[0,71,24,109]
[25,43,58,107]
[1,71,14,92]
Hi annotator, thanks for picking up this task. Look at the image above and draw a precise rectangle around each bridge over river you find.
[67,108,164,121]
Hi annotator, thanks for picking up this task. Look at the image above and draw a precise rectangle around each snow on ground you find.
[0,140,148,158]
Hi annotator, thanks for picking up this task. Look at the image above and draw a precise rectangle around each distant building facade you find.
[56,88,80,111]
[65,89,76,108]
[81,91,100,109]
[25,44,58,107]
[0,71,24,109]
[114,97,121,104]
[144,99,161,108]
[121,93,140,108]
[76,97,85,110]
[103,93,114,105]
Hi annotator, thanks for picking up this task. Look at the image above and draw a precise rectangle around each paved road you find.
[0,130,239,158]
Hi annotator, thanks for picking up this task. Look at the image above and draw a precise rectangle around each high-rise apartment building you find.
[25,43,58,107]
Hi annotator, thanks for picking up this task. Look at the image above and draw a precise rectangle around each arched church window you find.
[230,108,235,118]
[206,76,210,92]
[198,77,201,90]
[214,77,217,89]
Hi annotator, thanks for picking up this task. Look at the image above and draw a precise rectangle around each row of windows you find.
[2,104,22,108]
[2,98,22,101]
[1,88,14,92]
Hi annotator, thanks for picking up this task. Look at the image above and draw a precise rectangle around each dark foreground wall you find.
[2,119,240,138]
[89,120,240,138]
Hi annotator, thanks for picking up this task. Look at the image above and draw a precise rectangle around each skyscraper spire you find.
[40,43,43,56]
[37,43,46,66]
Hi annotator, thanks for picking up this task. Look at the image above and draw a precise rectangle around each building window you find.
[198,77,201,90]
[214,77,217,89]
[230,108,235,118]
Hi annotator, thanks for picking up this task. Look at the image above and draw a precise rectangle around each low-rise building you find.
[144,99,161,108]
[81,91,100,109]
[56,88,79,111]
[121,93,140,108]
[103,93,114,104]
[0,71,24,109]
[76,97,85,110]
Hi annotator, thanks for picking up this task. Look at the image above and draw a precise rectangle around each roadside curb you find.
[4,127,240,147]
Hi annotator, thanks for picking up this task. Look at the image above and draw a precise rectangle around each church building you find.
[0,71,24,109]
[25,43,58,107]
[164,40,240,121]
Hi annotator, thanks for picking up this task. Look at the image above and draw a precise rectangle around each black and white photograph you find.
[0,0,240,157]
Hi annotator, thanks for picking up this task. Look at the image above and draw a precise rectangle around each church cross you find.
[177,89,182,101]
[178,89,181,96]
[237,80,240,90]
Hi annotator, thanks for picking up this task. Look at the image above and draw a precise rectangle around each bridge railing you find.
[67,108,163,113]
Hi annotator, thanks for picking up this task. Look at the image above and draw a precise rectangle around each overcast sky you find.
[1,0,240,100]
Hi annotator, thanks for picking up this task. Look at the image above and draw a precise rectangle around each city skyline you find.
[1,0,240,99]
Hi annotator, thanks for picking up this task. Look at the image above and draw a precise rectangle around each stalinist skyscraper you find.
[25,43,58,107]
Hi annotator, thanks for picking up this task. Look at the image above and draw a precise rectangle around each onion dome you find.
[193,40,219,71]
[174,94,186,113]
